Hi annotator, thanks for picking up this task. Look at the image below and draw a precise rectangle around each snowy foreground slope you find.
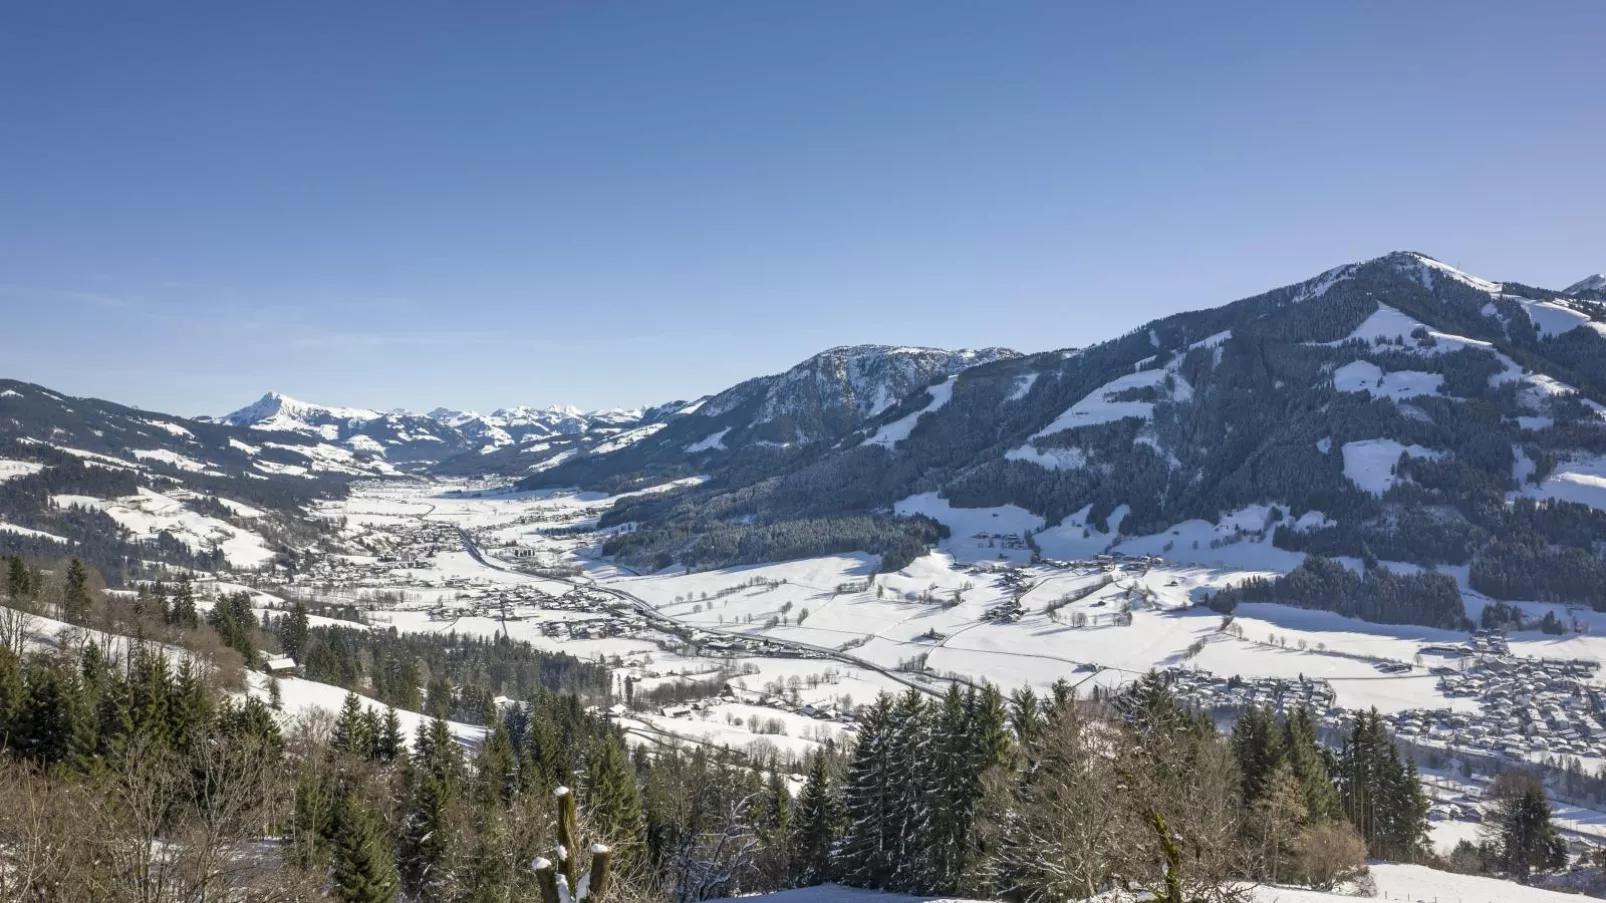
[708,865,1583,903]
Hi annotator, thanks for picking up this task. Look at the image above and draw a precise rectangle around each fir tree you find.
[582,734,644,858]
[377,706,403,762]
[5,556,32,603]
[1487,772,1566,878]
[283,601,311,661]
[833,694,893,888]
[62,559,91,623]
[792,751,841,886]
[331,791,401,903]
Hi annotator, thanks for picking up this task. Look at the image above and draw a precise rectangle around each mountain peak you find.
[1566,273,1606,295]
[221,392,383,430]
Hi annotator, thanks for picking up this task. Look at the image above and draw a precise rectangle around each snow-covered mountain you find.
[215,392,658,474]
[581,252,1606,628]
[1565,273,1606,295]
[519,344,1019,489]
[0,379,376,581]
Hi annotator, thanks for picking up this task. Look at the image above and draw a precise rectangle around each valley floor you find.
[217,477,1606,868]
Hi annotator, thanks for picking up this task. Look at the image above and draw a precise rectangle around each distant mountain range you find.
[209,391,662,474]
[9,255,1606,627]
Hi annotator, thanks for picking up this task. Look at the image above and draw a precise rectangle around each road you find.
[455,527,946,698]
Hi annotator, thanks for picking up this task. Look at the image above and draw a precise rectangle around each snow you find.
[52,445,143,471]
[867,377,957,448]
[1516,453,1606,511]
[51,488,275,567]
[1315,437,1332,454]
[0,522,71,543]
[685,428,731,453]
[248,672,486,748]
[1331,360,1444,401]
[1409,253,1503,295]
[894,493,1043,564]
[1521,298,1594,337]
[1005,372,1038,401]
[0,459,45,482]
[345,434,387,455]
[140,418,194,438]
[132,448,211,472]
[228,438,261,455]
[1340,439,1444,495]
[590,422,666,455]
[1003,443,1087,472]
[216,498,265,519]
[1032,367,1188,438]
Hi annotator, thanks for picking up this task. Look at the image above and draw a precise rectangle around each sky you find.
[1,2,1602,417]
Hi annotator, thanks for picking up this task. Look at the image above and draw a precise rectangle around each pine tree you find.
[582,734,644,858]
[1281,706,1340,822]
[377,706,403,762]
[62,559,91,623]
[283,601,311,661]
[477,722,518,808]
[792,751,841,886]
[834,693,893,888]
[5,556,32,603]
[331,791,401,903]
[332,693,370,756]
[883,689,928,890]
[1231,705,1286,803]
[1487,772,1566,878]
[399,716,463,898]
[167,656,213,754]
[171,575,199,630]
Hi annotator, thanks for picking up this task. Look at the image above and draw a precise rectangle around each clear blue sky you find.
[2,2,1602,416]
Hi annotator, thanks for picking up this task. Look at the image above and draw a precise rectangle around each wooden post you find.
[555,786,580,893]
[533,857,561,903]
[588,844,613,903]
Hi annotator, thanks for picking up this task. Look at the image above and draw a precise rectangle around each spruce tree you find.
[582,734,644,858]
[5,556,31,603]
[792,751,841,886]
[332,693,369,756]
[62,559,91,623]
[331,791,401,903]
[167,657,213,754]
[377,707,403,762]
[1487,772,1566,878]
[1281,705,1340,822]
[833,694,893,888]
[283,601,311,661]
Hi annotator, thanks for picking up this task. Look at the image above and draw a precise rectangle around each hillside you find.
[0,379,365,582]
[520,343,1018,493]
[586,252,1606,624]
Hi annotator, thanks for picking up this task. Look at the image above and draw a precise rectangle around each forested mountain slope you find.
[520,343,1018,493]
[0,380,354,582]
[591,252,1606,621]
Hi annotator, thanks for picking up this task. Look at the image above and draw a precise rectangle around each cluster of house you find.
[681,631,822,659]
[654,682,856,726]
[1423,653,1603,760]
[1163,668,1339,719]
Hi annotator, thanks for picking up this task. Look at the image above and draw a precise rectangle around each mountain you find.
[1566,273,1606,295]
[1566,273,1606,304]
[519,343,1019,491]
[588,252,1606,627]
[0,380,374,582]
[216,392,656,475]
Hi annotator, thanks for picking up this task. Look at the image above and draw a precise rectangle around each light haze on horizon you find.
[1,2,1602,417]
